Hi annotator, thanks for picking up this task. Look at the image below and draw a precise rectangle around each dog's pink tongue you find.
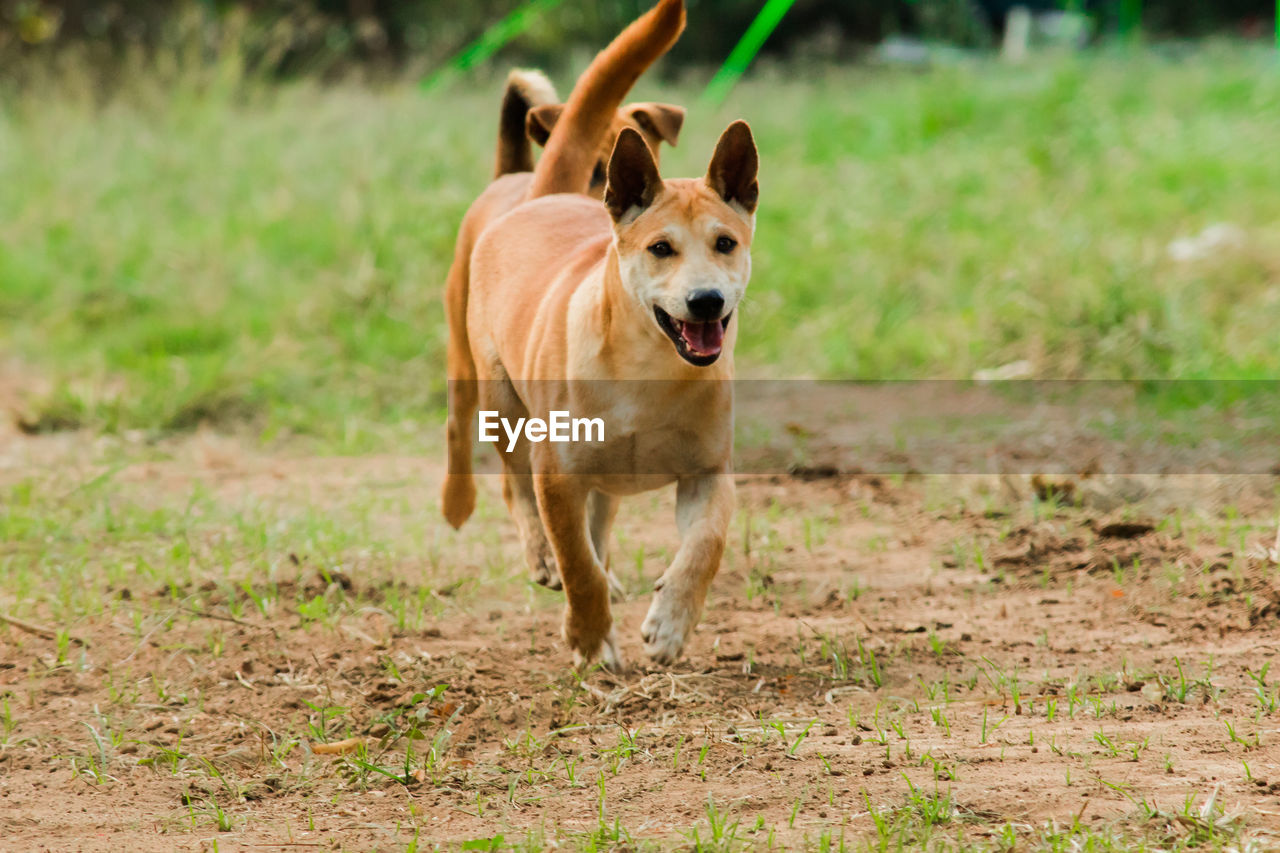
[679,320,724,356]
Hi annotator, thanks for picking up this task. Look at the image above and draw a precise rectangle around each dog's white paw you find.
[641,589,695,665]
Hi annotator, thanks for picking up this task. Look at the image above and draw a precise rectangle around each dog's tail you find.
[494,69,559,178]
[526,0,685,198]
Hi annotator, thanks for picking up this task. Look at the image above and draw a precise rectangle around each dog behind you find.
[495,69,683,193]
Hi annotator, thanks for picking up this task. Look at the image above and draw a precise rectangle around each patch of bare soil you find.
[2,433,1280,850]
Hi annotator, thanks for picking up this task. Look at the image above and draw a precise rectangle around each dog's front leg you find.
[534,473,620,670]
[642,473,735,665]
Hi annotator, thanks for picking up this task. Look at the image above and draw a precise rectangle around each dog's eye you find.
[715,236,737,254]
[648,241,675,258]
[590,162,606,186]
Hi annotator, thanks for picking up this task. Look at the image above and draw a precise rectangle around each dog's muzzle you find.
[653,305,731,366]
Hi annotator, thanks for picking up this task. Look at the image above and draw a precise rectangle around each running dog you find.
[444,0,759,671]
[443,37,687,492]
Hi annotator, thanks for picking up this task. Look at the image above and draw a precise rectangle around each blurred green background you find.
[1,2,1278,450]
[2,1,1275,78]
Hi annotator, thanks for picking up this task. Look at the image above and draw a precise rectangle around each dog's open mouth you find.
[653,306,731,366]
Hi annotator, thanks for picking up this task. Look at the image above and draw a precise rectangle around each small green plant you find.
[1247,663,1277,714]
[980,707,1008,745]
[687,796,742,852]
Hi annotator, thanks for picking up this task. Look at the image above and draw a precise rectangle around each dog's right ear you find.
[605,128,662,223]
[526,104,564,148]
[706,120,759,216]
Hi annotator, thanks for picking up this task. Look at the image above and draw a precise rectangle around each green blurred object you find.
[421,0,564,91]
[702,0,800,105]
[1119,0,1142,41]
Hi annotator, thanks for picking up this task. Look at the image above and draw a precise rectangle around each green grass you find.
[3,44,1279,448]
[0,451,526,629]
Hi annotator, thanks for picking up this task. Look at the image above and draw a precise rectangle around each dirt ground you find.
[3,416,1280,850]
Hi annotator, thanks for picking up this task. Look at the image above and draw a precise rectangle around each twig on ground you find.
[310,737,367,755]
[175,604,273,631]
[581,680,630,714]
[0,613,89,647]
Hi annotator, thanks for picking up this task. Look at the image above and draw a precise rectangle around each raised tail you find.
[495,69,559,178]
[526,0,685,199]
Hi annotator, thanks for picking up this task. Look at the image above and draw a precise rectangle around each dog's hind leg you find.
[535,473,619,670]
[587,490,625,600]
[503,465,561,590]
[481,376,560,589]
[441,246,478,529]
[641,473,735,665]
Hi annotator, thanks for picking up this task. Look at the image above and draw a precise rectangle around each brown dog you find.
[444,0,758,670]
[442,55,685,528]
[443,0,686,538]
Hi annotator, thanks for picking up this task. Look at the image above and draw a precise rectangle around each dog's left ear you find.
[629,103,685,147]
[606,128,663,223]
[705,120,759,215]
[526,104,564,148]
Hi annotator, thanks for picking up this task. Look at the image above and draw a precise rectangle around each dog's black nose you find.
[685,289,725,321]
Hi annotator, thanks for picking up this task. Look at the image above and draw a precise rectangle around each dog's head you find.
[602,120,758,367]
[527,102,685,198]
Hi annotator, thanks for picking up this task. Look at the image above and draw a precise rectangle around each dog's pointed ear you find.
[629,103,685,147]
[705,120,759,215]
[526,104,564,148]
[606,128,663,223]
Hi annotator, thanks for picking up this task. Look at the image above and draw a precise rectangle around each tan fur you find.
[494,69,684,189]
[527,0,686,198]
[527,101,684,192]
[443,1,759,671]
